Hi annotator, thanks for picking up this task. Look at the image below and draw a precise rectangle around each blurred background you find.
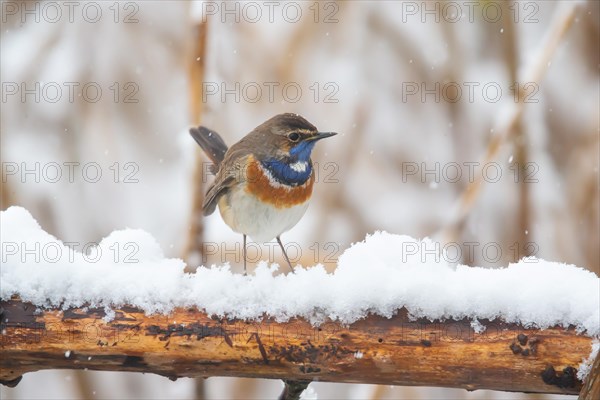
[1,0,598,399]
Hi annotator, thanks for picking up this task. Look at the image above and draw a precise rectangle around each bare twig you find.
[278,380,311,400]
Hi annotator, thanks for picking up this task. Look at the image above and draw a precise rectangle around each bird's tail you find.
[189,126,228,173]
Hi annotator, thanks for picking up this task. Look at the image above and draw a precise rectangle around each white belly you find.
[218,184,310,242]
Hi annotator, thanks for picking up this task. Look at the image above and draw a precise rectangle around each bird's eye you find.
[288,132,300,142]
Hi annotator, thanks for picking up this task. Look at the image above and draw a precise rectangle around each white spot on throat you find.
[290,160,308,173]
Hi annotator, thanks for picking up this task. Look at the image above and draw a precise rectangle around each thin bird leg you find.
[276,236,294,273]
[243,234,247,276]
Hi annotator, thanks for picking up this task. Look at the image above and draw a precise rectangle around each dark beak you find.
[307,131,337,141]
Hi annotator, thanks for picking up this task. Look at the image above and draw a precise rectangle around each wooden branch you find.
[0,298,594,395]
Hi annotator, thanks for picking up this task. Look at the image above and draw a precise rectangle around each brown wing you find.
[202,176,234,215]
[202,149,253,216]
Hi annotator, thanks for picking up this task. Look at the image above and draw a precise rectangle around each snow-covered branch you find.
[1,206,598,395]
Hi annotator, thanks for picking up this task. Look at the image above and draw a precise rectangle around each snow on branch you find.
[1,206,598,334]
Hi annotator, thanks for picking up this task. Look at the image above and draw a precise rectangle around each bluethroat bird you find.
[189,113,337,274]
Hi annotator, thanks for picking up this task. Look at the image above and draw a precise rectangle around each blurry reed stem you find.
[501,0,529,259]
[183,20,209,272]
[73,370,94,399]
[443,2,578,242]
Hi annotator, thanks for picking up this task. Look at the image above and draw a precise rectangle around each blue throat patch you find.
[261,141,315,186]
[289,140,316,160]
